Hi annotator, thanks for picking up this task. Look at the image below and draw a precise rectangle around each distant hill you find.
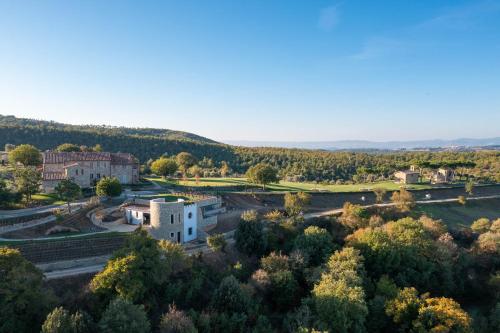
[226,138,500,150]
[0,115,218,145]
[0,115,233,162]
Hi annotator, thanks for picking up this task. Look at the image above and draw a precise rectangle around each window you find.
[188,212,193,219]
[188,227,193,235]
[178,213,181,222]
[90,173,94,179]
[81,169,84,175]
[170,214,174,224]
[97,173,101,179]
[75,169,79,176]
[135,211,139,218]
[170,232,174,238]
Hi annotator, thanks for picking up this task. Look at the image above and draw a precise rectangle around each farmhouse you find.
[125,196,224,243]
[41,151,139,192]
[394,170,420,184]
[432,167,455,184]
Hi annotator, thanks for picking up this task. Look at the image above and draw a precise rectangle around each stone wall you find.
[150,201,184,242]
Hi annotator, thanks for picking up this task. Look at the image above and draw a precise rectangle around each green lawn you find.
[137,193,192,202]
[31,193,66,206]
[146,177,431,192]
[414,198,500,229]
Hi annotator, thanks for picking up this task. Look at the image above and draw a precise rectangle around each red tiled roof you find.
[43,172,66,181]
[110,153,137,165]
[43,152,137,165]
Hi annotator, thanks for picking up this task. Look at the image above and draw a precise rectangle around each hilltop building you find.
[394,170,420,184]
[125,196,224,243]
[42,151,139,192]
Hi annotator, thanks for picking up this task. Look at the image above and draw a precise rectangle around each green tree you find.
[391,187,415,212]
[211,275,249,314]
[91,230,168,303]
[159,304,197,333]
[385,287,422,331]
[56,143,82,152]
[245,163,278,190]
[42,307,71,333]
[176,152,197,176]
[294,226,335,266]
[235,212,267,255]
[0,179,16,207]
[54,179,81,213]
[268,269,300,311]
[96,177,122,197]
[373,188,387,204]
[347,217,454,295]
[99,298,150,333]
[14,166,41,203]
[312,247,368,332]
[8,144,41,166]
[284,192,311,216]
[0,247,52,333]
[151,157,178,178]
[471,218,491,234]
[207,233,227,252]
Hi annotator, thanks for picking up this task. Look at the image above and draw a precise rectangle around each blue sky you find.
[1,0,499,142]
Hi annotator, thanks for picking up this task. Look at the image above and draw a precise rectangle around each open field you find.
[414,198,500,229]
[146,177,432,192]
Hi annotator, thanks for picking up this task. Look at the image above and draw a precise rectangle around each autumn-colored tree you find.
[151,157,178,178]
[373,187,387,204]
[391,187,415,212]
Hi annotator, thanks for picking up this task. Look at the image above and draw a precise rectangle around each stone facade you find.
[394,170,420,184]
[146,196,223,243]
[432,168,455,184]
[42,152,139,192]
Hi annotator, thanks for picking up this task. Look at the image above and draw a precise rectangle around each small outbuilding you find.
[394,170,420,184]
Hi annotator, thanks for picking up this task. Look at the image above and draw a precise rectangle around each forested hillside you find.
[1,115,499,182]
[0,115,235,163]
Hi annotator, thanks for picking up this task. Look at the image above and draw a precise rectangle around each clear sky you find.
[1,0,499,142]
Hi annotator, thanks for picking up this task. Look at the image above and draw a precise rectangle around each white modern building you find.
[124,196,224,243]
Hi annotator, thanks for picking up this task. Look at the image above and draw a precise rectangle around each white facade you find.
[183,203,198,242]
[125,208,145,225]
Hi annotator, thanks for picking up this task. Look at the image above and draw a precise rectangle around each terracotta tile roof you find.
[43,152,137,165]
[110,153,138,165]
[43,172,66,181]
[43,152,111,164]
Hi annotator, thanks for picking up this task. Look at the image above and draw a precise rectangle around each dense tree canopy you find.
[0,247,52,333]
[8,143,41,166]
[96,177,122,197]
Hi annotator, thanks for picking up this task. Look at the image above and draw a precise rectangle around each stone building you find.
[125,196,224,243]
[432,167,455,184]
[394,170,420,184]
[42,151,139,192]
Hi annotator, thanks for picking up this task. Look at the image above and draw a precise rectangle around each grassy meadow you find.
[415,198,500,228]
[146,176,431,192]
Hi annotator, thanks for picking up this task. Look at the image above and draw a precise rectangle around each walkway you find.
[0,202,85,219]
